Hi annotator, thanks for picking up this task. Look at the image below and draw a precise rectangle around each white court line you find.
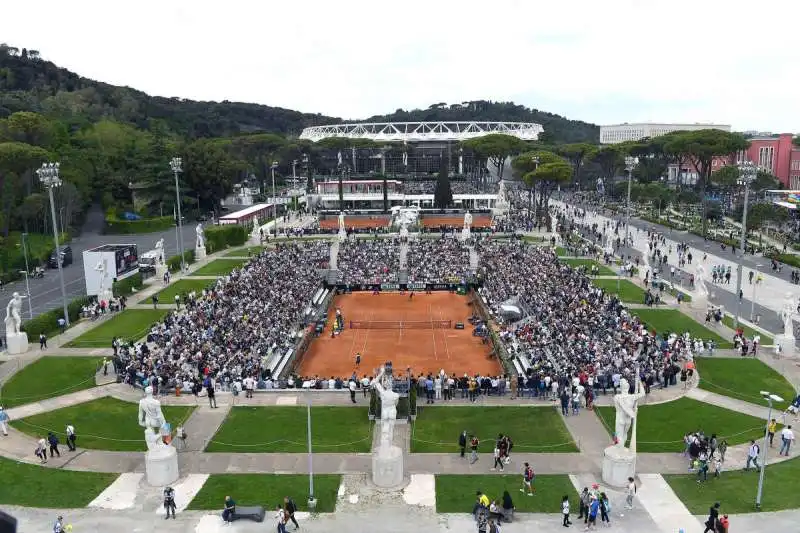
[439,307,451,360]
[429,303,439,362]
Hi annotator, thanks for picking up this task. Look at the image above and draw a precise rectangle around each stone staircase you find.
[326,270,340,284]
[468,245,479,272]
[398,271,408,284]
[399,242,408,270]
[329,239,340,270]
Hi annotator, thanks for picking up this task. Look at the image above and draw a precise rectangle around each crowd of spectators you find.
[402,180,498,195]
[114,242,330,392]
[337,239,400,284]
[407,237,470,283]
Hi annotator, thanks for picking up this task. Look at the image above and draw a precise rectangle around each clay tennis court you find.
[319,215,390,230]
[421,215,493,229]
[299,292,499,377]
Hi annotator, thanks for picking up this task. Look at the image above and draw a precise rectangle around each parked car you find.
[48,245,73,268]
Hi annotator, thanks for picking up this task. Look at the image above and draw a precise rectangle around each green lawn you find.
[592,278,647,303]
[665,457,800,513]
[632,309,731,348]
[11,397,194,452]
[206,407,372,453]
[0,356,102,408]
[0,456,117,508]
[66,309,169,347]
[188,474,341,512]
[411,406,577,453]
[555,246,567,257]
[435,475,576,513]
[695,358,796,407]
[721,315,774,345]
[153,278,216,302]
[560,258,616,276]
[224,246,266,257]
[595,397,766,453]
[190,258,249,277]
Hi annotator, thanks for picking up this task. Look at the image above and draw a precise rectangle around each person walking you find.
[458,430,468,458]
[521,462,534,495]
[39,333,47,350]
[561,495,572,527]
[625,477,636,509]
[767,419,777,447]
[745,440,760,470]
[469,434,480,464]
[47,431,61,458]
[0,407,8,436]
[163,486,176,519]
[36,436,48,463]
[275,504,288,533]
[284,496,299,530]
[348,378,357,403]
[779,425,794,456]
[599,492,611,527]
[205,377,217,408]
[703,502,720,533]
[578,487,589,522]
[65,423,76,451]
[491,441,504,471]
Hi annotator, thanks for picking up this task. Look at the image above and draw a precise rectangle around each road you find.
[1,205,202,333]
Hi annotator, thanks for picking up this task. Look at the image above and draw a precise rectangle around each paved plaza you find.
[1,210,798,533]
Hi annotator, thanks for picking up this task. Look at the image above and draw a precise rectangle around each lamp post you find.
[302,153,311,194]
[755,391,783,510]
[751,264,763,322]
[624,156,638,248]
[20,231,31,299]
[36,162,70,326]
[734,161,757,330]
[270,161,279,235]
[306,392,317,509]
[527,157,539,222]
[292,159,298,188]
[169,157,186,272]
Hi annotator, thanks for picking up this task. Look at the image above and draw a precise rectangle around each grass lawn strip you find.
[665,456,800,513]
[435,474,576,513]
[190,258,249,277]
[188,474,342,512]
[592,278,646,303]
[560,258,616,276]
[66,309,169,347]
[0,356,102,408]
[632,309,731,348]
[224,246,266,257]
[11,397,194,452]
[0,456,117,508]
[153,278,217,302]
[595,397,766,453]
[695,357,796,408]
[721,315,774,345]
[206,406,372,453]
[411,406,577,453]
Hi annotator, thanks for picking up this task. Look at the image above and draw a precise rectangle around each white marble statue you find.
[613,375,646,448]
[463,210,473,230]
[695,263,709,298]
[154,238,165,264]
[195,224,205,248]
[399,223,409,240]
[144,427,168,451]
[604,232,614,254]
[550,211,557,233]
[138,386,167,432]
[251,215,260,234]
[4,292,25,335]
[338,212,346,233]
[373,366,399,447]
[781,293,795,338]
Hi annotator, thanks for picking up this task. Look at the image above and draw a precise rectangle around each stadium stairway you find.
[326,270,340,284]
[399,241,408,269]
[468,246,479,272]
[398,270,408,284]
[329,238,340,270]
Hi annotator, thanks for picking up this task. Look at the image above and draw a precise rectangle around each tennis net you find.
[349,320,452,330]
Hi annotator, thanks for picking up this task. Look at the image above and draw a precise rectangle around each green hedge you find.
[167,250,196,272]
[204,225,248,253]
[112,272,143,297]
[767,253,800,269]
[104,215,175,234]
[21,296,90,339]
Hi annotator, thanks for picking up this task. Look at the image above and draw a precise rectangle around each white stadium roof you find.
[299,121,544,143]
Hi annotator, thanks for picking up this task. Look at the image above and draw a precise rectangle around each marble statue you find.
[251,215,260,233]
[399,222,409,240]
[4,292,25,335]
[550,211,557,233]
[373,365,399,447]
[154,238,165,264]
[604,232,614,254]
[144,427,168,451]
[781,293,795,338]
[138,386,167,432]
[94,259,109,295]
[195,224,205,248]
[463,210,473,229]
[338,211,346,232]
[613,375,646,448]
[695,263,709,298]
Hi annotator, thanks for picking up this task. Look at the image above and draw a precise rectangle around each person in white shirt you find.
[745,440,761,470]
[65,423,76,451]
[434,377,442,400]
[348,379,357,403]
[275,505,287,533]
[779,425,794,456]
[36,437,48,463]
[243,376,255,399]
[360,375,371,398]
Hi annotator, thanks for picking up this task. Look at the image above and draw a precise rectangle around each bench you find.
[229,506,266,523]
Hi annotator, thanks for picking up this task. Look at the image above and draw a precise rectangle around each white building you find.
[599,123,731,145]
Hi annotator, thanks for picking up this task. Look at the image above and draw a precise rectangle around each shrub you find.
[112,272,143,297]
[166,250,196,272]
[204,225,248,253]
[104,214,175,234]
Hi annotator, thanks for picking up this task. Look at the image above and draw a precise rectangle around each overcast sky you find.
[2,0,798,133]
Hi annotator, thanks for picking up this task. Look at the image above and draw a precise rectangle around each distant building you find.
[713,133,800,188]
[599,123,731,144]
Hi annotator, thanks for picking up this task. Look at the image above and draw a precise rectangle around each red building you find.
[712,133,800,188]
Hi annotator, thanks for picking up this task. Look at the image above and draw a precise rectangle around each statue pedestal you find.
[601,445,636,488]
[776,334,796,357]
[460,228,471,242]
[145,446,179,486]
[5,332,29,355]
[338,229,347,243]
[691,295,709,311]
[372,444,404,489]
[195,245,207,260]
[97,289,114,303]
[250,233,261,245]
[155,264,167,279]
